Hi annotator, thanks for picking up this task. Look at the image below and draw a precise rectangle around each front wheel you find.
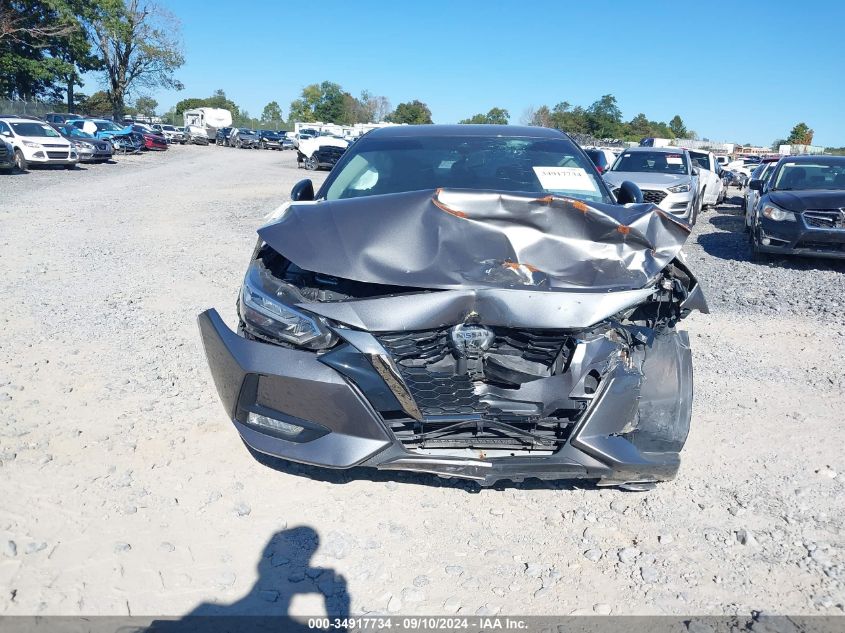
[304,155,319,171]
[13,149,27,172]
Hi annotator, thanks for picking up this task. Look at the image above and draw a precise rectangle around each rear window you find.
[585,149,608,169]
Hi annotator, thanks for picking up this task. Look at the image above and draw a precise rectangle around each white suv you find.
[0,117,78,170]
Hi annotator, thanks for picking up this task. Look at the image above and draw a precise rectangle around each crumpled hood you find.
[768,190,845,212]
[258,189,692,292]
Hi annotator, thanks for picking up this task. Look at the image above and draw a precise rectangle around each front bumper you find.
[657,191,695,220]
[756,215,845,259]
[198,309,693,486]
[21,147,78,165]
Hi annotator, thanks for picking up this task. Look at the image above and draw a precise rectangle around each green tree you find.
[88,0,184,119]
[260,100,283,125]
[78,89,112,115]
[459,107,509,125]
[0,0,92,100]
[134,94,156,117]
[386,100,433,124]
[586,94,623,138]
[786,122,814,145]
[669,115,688,138]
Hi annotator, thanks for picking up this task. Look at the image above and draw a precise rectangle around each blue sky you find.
[84,0,845,146]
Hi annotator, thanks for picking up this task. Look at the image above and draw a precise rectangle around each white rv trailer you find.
[182,107,233,141]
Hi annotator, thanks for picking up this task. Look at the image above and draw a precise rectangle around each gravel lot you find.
[1,145,843,618]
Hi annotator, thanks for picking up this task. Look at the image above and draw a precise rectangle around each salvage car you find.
[128,124,168,150]
[198,124,708,489]
[230,128,260,149]
[296,135,349,170]
[603,147,701,223]
[57,125,113,162]
[748,155,845,260]
[153,124,186,144]
[258,130,284,150]
[0,137,15,172]
[584,147,617,174]
[688,149,725,207]
[0,117,78,170]
[743,157,780,228]
[184,124,210,145]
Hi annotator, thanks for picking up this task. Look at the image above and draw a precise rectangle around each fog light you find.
[34,151,44,158]
[247,411,304,437]
[761,237,771,246]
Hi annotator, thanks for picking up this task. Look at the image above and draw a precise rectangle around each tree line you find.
[1,0,184,119]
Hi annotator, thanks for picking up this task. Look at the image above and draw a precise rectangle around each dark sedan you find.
[749,155,845,260]
[258,130,283,150]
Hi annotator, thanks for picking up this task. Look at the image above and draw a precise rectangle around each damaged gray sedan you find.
[198,125,707,488]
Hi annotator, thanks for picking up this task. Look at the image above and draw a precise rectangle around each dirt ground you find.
[0,145,843,617]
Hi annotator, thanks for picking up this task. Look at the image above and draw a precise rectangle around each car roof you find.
[777,154,845,164]
[620,146,687,153]
[0,116,44,123]
[365,124,569,140]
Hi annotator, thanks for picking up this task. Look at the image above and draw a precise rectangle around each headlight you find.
[761,203,796,222]
[22,140,42,148]
[78,141,95,149]
[667,183,691,194]
[239,257,338,350]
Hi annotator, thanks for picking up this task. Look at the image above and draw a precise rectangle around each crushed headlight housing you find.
[239,257,338,350]
[761,203,796,222]
[667,182,691,194]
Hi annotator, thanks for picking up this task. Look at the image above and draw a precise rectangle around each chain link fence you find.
[0,98,72,118]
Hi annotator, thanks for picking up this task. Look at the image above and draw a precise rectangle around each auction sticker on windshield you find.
[533,166,598,192]
[666,155,684,165]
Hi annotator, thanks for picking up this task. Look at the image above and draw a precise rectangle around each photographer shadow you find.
[146,526,349,633]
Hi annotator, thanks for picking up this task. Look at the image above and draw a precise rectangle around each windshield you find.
[162,125,176,131]
[240,128,256,134]
[63,127,95,139]
[772,160,845,191]
[324,135,611,203]
[611,151,688,175]
[10,122,61,138]
[95,121,124,132]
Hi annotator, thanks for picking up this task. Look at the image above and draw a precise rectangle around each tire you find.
[749,226,770,262]
[304,155,319,171]
[13,149,27,172]
[260,141,266,150]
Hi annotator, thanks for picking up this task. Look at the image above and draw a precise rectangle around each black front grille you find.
[47,151,68,159]
[0,144,7,157]
[97,143,110,151]
[804,210,844,229]
[642,189,668,204]
[376,326,577,450]
[43,143,66,148]
[318,146,346,164]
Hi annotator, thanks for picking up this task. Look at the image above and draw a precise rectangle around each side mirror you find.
[0,130,10,137]
[291,179,315,202]
[691,166,700,176]
[748,179,764,192]
[616,180,643,205]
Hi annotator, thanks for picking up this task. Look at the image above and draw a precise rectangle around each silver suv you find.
[603,147,701,224]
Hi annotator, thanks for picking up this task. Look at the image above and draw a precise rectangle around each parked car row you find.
[0,113,197,173]
[214,127,295,150]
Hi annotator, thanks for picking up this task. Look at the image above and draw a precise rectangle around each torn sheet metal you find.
[258,188,692,292]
